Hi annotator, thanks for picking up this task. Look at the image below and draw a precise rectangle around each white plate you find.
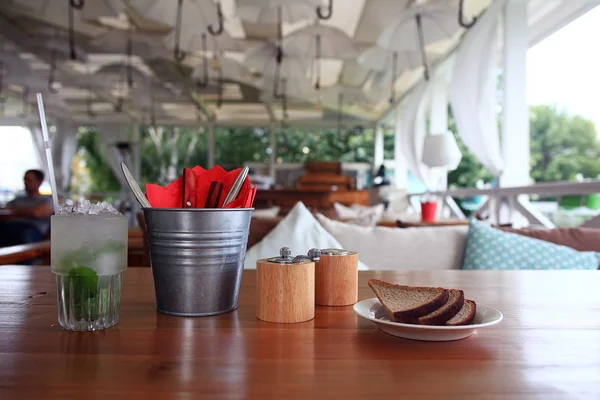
[353,298,503,342]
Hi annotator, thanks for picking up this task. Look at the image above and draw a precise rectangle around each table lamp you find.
[422,131,462,170]
[420,131,462,222]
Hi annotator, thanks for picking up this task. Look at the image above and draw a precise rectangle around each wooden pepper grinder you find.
[315,248,359,306]
[256,247,321,323]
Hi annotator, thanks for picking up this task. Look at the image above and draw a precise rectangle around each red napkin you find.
[145,165,257,209]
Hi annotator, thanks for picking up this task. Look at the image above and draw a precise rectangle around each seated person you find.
[0,169,54,247]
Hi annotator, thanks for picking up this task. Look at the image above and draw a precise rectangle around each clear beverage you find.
[51,213,128,331]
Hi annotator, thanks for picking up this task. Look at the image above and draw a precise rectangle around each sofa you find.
[244,203,600,271]
[136,203,600,271]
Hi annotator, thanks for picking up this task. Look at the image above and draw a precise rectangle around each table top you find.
[0,240,51,265]
[1,266,599,399]
[397,219,469,228]
[0,209,15,220]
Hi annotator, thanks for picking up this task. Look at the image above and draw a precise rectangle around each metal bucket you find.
[143,208,253,317]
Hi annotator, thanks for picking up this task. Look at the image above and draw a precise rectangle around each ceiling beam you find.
[0,116,38,126]
[264,102,276,121]
[0,12,141,122]
[151,61,216,121]
[68,115,373,129]
[187,91,216,121]
[57,64,141,121]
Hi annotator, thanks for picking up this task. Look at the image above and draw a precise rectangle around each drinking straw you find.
[35,93,59,212]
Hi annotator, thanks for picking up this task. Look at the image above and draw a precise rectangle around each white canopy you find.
[0,0,595,127]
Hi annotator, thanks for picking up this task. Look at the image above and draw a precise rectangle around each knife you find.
[182,168,196,208]
[204,181,224,208]
[222,166,249,207]
[121,162,152,208]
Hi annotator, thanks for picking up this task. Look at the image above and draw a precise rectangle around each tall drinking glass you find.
[51,212,128,331]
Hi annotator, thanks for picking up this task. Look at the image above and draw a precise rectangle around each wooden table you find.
[254,189,370,209]
[0,240,51,265]
[1,266,599,399]
[0,209,15,221]
[397,219,469,228]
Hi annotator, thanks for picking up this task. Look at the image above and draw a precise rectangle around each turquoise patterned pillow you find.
[462,218,600,270]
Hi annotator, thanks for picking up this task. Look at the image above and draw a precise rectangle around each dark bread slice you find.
[446,300,476,326]
[368,279,449,323]
[418,289,465,325]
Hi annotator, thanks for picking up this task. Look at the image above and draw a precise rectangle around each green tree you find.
[447,107,494,188]
[76,126,121,193]
[277,126,375,163]
[74,104,600,194]
[140,126,271,185]
[214,127,270,169]
[530,105,600,182]
[140,126,208,186]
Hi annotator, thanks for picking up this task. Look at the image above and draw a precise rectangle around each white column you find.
[269,122,277,182]
[500,0,530,187]
[428,69,450,191]
[373,124,384,172]
[132,124,142,182]
[207,123,215,168]
[61,123,78,193]
[50,120,65,192]
[29,124,48,177]
[130,124,142,226]
[166,127,179,182]
[393,118,408,188]
[51,119,78,193]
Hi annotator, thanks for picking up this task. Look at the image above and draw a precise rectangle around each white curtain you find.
[396,81,440,190]
[52,120,78,191]
[395,59,453,191]
[429,57,454,135]
[449,0,506,177]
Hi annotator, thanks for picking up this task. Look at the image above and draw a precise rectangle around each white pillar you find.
[373,124,384,172]
[500,0,530,187]
[268,122,277,182]
[393,118,408,189]
[29,124,48,178]
[207,123,215,168]
[428,68,450,191]
[130,124,142,226]
[166,127,179,182]
[132,124,142,183]
[51,119,78,194]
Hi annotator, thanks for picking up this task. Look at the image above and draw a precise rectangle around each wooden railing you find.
[409,180,600,228]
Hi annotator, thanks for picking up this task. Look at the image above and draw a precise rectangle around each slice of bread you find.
[368,279,449,323]
[446,300,477,326]
[418,289,465,325]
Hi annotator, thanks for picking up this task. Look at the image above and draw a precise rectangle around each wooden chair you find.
[296,161,355,191]
[135,212,151,267]
[0,240,51,266]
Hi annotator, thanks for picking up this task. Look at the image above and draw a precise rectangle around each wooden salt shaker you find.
[256,247,320,323]
[315,248,358,306]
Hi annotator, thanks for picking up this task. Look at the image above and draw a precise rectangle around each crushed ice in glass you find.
[57,199,122,216]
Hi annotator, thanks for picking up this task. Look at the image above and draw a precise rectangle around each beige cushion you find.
[385,188,412,213]
[333,202,385,226]
[316,213,469,271]
[245,202,369,270]
[380,209,420,222]
[499,226,600,252]
[252,206,280,218]
[333,202,359,219]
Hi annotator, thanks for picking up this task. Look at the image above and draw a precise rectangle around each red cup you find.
[421,201,438,222]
